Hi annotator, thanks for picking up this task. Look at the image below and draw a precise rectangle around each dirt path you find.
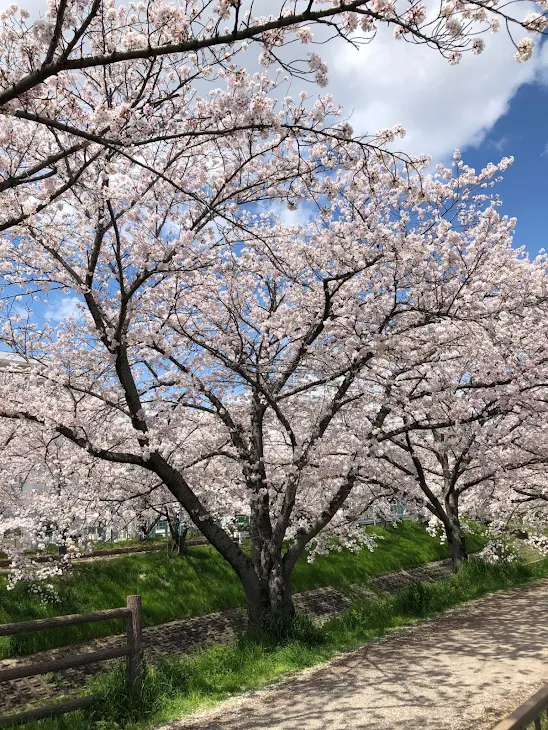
[162,579,548,730]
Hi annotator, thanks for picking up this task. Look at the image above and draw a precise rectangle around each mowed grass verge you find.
[0,521,485,658]
[8,556,547,730]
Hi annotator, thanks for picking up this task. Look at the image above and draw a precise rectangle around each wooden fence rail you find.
[0,535,210,570]
[492,684,548,730]
[0,595,142,728]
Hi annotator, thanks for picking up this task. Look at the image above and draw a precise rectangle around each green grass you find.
[6,556,547,730]
[90,537,171,551]
[0,521,485,658]
[1,536,172,559]
[291,520,486,592]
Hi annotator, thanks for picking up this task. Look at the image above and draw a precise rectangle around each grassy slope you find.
[0,521,485,657]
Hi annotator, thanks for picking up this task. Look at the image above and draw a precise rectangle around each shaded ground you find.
[162,579,548,730]
[371,557,453,592]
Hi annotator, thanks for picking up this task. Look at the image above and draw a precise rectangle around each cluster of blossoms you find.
[478,540,519,565]
[525,534,548,556]
[307,53,329,87]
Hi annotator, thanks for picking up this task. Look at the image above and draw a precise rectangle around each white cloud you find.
[322,23,548,162]
[277,202,315,228]
[44,296,80,322]
[487,136,510,153]
[536,38,548,86]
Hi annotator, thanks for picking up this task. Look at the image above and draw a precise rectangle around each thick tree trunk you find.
[267,557,295,617]
[445,495,467,573]
[148,455,297,630]
[242,555,295,628]
[447,525,467,572]
[242,577,270,628]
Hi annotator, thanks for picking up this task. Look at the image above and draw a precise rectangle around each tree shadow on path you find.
[172,580,548,730]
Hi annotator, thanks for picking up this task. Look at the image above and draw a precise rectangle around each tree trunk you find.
[165,513,188,557]
[140,515,160,541]
[242,558,295,628]
[148,455,297,630]
[170,526,188,555]
[445,495,467,573]
[447,525,467,572]
[267,557,295,617]
[139,521,150,541]
[58,528,68,556]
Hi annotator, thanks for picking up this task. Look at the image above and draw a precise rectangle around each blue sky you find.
[463,81,547,258]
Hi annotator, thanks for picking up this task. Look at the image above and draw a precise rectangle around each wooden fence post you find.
[0,603,137,727]
[126,595,143,695]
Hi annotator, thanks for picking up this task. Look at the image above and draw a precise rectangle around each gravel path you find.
[162,579,548,730]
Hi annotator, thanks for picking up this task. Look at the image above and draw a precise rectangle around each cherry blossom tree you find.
[1,0,547,625]
[364,271,548,570]
[477,397,548,556]
[131,488,195,554]
[0,142,544,623]
[370,392,547,571]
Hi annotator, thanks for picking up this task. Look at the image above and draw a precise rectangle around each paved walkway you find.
[162,579,548,730]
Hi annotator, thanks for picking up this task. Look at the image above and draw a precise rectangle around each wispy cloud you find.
[487,136,509,153]
[44,296,80,322]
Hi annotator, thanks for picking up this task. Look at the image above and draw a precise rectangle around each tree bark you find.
[248,496,295,625]
[170,525,188,556]
[138,518,158,541]
[267,555,295,617]
[58,528,68,556]
[242,551,295,627]
[445,494,467,572]
[447,524,467,572]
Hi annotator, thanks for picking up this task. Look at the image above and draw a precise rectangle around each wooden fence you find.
[492,684,548,730]
[0,536,210,570]
[0,595,142,727]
